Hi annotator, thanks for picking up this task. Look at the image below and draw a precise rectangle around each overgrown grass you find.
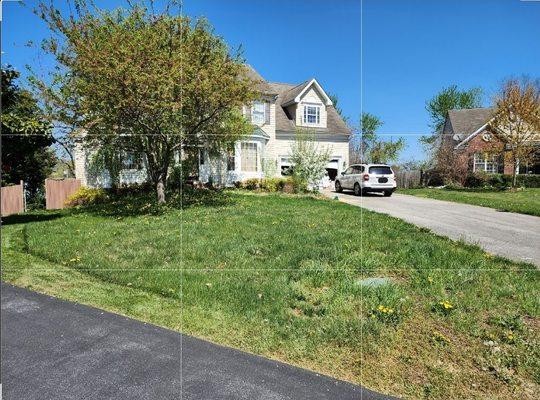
[2,190,539,399]
[400,188,540,217]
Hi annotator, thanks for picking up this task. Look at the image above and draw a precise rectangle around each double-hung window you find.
[227,147,235,171]
[473,153,499,174]
[251,101,265,125]
[303,104,321,125]
[241,143,258,172]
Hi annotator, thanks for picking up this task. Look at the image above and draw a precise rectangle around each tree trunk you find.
[512,158,518,188]
[157,178,166,204]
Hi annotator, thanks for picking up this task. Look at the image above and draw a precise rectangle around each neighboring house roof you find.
[448,108,494,136]
[267,81,351,135]
[448,107,540,149]
[445,108,495,147]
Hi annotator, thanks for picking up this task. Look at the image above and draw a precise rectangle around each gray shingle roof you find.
[242,64,276,95]
[447,108,494,137]
[266,80,351,135]
[279,80,311,106]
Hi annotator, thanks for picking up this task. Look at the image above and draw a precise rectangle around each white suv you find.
[335,164,396,197]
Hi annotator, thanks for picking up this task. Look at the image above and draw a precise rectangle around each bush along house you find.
[442,107,540,176]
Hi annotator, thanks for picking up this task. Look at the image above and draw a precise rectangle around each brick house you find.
[442,107,540,175]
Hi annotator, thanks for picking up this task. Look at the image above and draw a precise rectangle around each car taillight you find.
[363,174,369,181]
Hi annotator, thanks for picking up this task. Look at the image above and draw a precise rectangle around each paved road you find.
[327,190,540,266]
[1,283,394,400]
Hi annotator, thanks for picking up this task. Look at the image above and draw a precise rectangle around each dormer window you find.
[303,104,321,125]
[251,101,265,125]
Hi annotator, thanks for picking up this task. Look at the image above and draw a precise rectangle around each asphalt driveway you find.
[327,190,540,266]
[1,283,394,400]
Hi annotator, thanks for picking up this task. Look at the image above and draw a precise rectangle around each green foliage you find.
[1,66,55,201]
[262,158,278,178]
[421,85,482,157]
[65,187,109,207]
[516,174,540,188]
[328,93,348,122]
[236,177,305,193]
[241,178,262,190]
[425,85,483,134]
[88,146,125,189]
[352,112,405,164]
[290,130,331,190]
[260,177,287,192]
[464,173,540,189]
[33,1,256,203]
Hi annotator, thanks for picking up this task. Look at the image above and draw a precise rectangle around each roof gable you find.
[281,79,333,107]
[447,108,494,136]
[252,68,350,136]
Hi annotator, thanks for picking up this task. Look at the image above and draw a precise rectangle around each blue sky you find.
[2,0,539,161]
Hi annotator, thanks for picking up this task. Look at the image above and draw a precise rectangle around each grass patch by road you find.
[2,190,539,399]
[400,188,540,217]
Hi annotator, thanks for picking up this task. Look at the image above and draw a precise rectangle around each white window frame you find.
[240,141,260,172]
[303,103,321,125]
[473,153,499,174]
[251,101,265,125]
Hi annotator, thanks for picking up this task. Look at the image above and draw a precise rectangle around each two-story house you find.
[198,65,351,185]
[74,65,351,187]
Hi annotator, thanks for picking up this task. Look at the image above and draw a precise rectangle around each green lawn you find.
[2,190,539,399]
[400,188,540,217]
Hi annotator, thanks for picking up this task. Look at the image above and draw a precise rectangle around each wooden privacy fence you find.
[45,178,81,210]
[1,181,25,216]
[395,170,423,189]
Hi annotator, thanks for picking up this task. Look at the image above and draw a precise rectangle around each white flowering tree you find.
[290,129,330,191]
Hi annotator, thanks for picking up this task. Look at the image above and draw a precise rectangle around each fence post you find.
[21,180,26,212]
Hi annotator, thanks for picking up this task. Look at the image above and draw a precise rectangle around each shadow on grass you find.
[1,212,64,226]
[82,187,235,218]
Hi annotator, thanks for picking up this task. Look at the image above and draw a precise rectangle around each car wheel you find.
[335,180,343,193]
[354,183,361,196]
[384,190,393,197]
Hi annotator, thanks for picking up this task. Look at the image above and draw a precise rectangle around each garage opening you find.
[326,158,340,181]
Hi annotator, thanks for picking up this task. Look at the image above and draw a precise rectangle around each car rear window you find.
[369,166,392,175]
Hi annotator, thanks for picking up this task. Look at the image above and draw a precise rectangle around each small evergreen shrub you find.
[237,177,308,193]
[464,172,490,188]
[463,173,540,188]
[242,178,262,190]
[65,187,108,207]
[516,174,540,188]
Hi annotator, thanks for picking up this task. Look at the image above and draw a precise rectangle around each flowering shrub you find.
[65,187,108,207]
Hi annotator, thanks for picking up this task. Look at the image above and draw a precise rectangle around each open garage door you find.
[326,158,341,181]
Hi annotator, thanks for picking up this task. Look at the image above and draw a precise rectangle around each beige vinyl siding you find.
[265,138,349,177]
[259,102,276,140]
[297,87,328,128]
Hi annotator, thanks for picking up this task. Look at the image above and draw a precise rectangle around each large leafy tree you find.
[422,85,482,156]
[350,112,405,164]
[1,66,55,199]
[32,1,256,203]
[491,79,540,187]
